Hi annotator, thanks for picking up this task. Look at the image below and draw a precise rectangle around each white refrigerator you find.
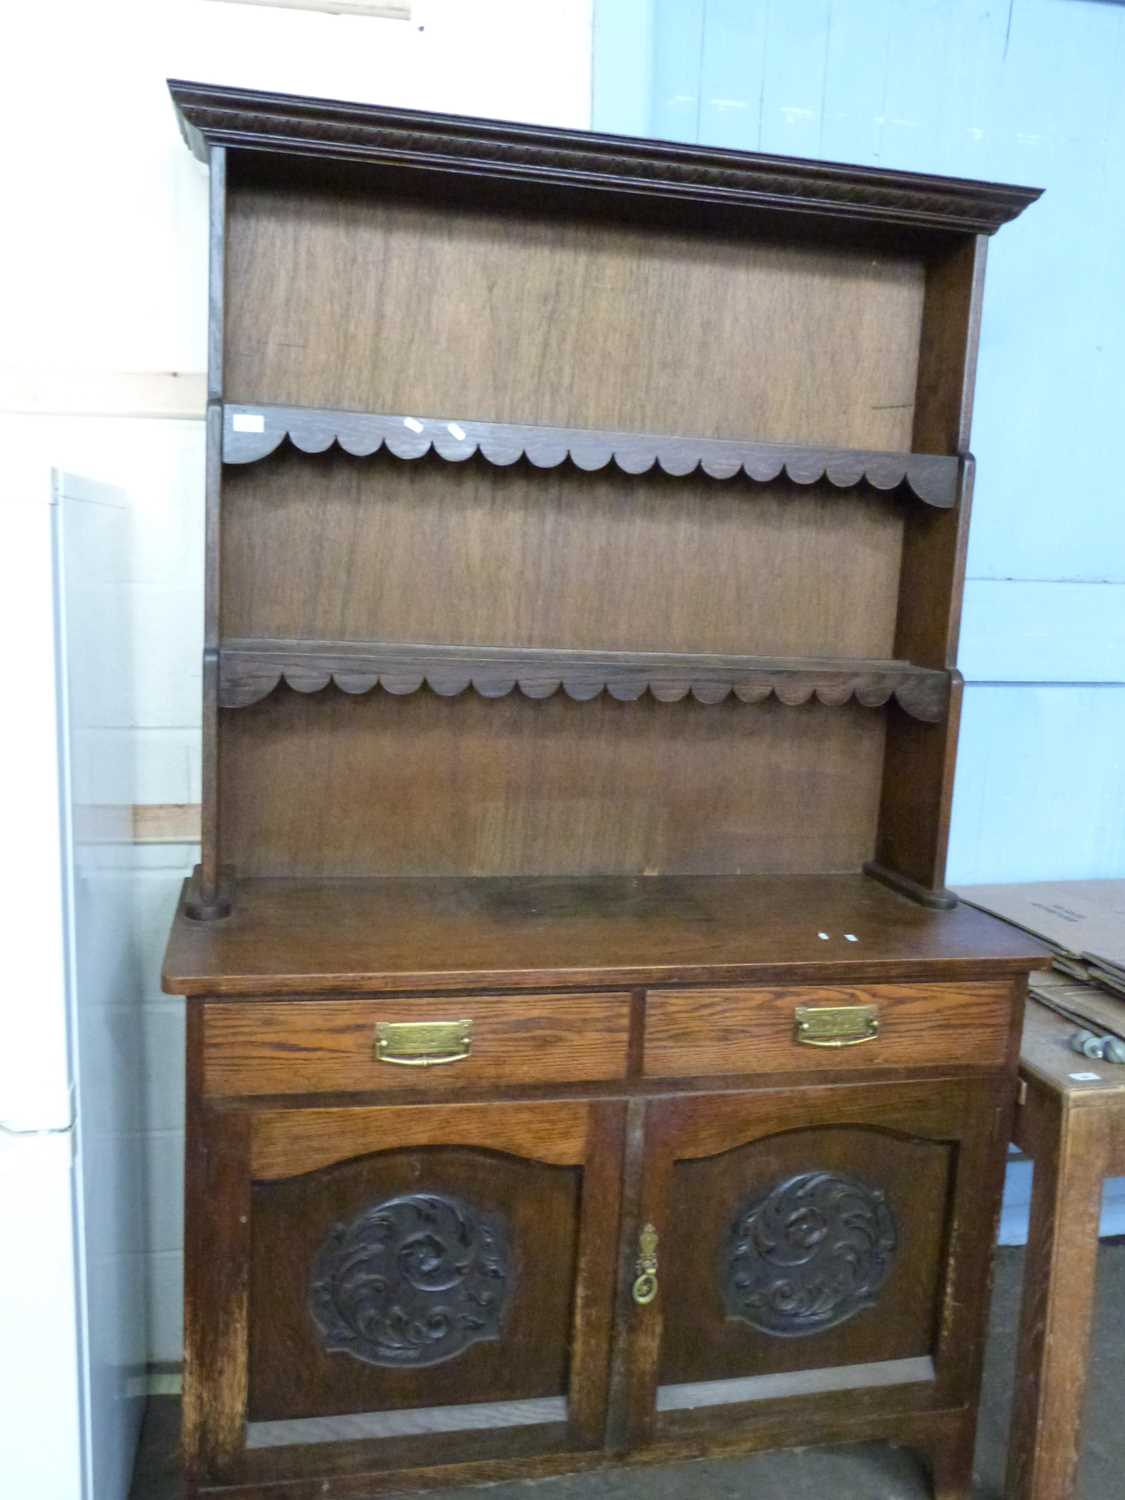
[0,462,146,1500]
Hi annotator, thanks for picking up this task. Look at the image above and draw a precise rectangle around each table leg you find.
[1006,1095,1107,1500]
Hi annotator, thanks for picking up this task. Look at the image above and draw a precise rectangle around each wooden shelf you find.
[219,638,950,722]
[222,402,960,509]
[164,872,1048,998]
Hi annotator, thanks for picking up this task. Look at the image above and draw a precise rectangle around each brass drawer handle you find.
[375,1020,473,1067]
[632,1223,659,1306]
[794,1004,879,1048]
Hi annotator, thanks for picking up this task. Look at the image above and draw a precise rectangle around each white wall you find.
[3,0,593,1365]
[6,0,593,380]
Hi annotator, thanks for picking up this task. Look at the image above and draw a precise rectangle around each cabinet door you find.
[184,1094,624,1489]
[617,1078,1008,1450]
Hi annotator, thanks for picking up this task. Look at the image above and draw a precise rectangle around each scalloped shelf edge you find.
[222,404,959,509]
[219,642,950,723]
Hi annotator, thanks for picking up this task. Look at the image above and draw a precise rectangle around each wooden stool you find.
[1007,998,1125,1499]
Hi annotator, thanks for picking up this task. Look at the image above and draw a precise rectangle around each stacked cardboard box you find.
[957,881,1125,1040]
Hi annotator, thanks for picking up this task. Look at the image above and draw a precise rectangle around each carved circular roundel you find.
[309,1192,511,1368]
[725,1170,897,1338]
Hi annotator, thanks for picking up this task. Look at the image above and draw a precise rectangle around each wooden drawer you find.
[643,982,1013,1078]
[202,992,632,1096]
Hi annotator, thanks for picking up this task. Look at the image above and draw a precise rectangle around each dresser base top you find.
[163,871,1047,998]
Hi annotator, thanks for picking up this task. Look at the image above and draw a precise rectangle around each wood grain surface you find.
[224,181,925,449]
[616,1078,980,1452]
[221,401,958,508]
[182,1014,251,1485]
[217,689,889,881]
[170,74,1043,1500]
[203,993,631,1097]
[1007,1001,1125,1500]
[248,1146,580,1421]
[217,640,948,721]
[658,1121,951,1382]
[643,981,1011,1077]
[218,1403,969,1497]
[170,80,1040,235]
[220,448,906,660]
[652,1075,981,1162]
[871,238,988,902]
[163,872,1049,998]
[250,1098,594,1179]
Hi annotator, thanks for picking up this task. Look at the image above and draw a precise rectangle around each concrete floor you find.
[130,1241,1125,1500]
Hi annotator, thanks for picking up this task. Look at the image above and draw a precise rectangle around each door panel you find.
[659,1124,950,1384]
[621,1078,1007,1447]
[187,1092,624,1485]
[249,1145,578,1420]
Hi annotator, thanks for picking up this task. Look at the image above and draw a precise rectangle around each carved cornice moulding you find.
[222,403,960,508]
[219,639,951,723]
[169,80,1040,237]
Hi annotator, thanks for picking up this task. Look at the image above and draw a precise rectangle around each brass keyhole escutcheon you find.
[632,1222,659,1306]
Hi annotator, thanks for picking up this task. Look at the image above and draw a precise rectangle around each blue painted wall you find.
[593,0,1125,888]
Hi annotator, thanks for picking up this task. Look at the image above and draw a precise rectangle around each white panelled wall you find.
[4,0,594,1366]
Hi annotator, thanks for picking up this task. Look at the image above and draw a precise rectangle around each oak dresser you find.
[162,80,1046,1500]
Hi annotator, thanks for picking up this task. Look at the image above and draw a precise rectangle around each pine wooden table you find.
[1008,998,1125,1499]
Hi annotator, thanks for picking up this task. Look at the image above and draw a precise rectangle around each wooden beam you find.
[73,804,202,845]
[0,371,206,419]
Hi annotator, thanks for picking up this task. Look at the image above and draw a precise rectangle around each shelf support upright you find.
[866,235,990,908]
